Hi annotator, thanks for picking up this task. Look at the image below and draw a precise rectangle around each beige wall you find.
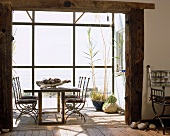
[143,0,170,119]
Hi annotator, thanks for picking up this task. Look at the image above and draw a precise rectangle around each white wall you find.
[142,0,170,119]
[114,13,126,110]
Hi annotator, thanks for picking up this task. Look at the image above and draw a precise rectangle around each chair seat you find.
[154,96,170,104]
[65,98,84,103]
[165,96,170,104]
[17,99,37,104]
[21,95,38,100]
[65,94,79,98]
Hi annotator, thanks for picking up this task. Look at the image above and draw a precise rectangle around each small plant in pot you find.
[90,90,107,111]
[102,94,118,113]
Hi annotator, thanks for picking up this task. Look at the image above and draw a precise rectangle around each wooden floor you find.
[1,107,170,136]
[1,126,169,136]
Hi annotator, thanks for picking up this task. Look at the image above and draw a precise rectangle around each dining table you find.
[24,86,80,125]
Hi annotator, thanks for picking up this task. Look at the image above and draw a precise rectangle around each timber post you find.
[0,3,13,131]
[125,9,144,124]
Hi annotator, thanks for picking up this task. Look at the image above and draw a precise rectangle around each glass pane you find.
[75,12,112,24]
[76,68,112,95]
[35,26,73,66]
[114,13,125,71]
[76,26,112,66]
[34,68,72,89]
[12,68,32,89]
[12,25,32,66]
[35,11,73,23]
[13,11,32,22]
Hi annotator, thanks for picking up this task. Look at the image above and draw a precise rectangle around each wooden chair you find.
[12,77,38,124]
[147,65,170,135]
[65,77,90,122]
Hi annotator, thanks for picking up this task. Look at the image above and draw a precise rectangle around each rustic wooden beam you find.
[125,8,144,124]
[0,2,13,131]
[1,0,155,13]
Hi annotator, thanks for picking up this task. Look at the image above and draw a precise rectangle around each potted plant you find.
[90,91,107,111]
[84,27,111,111]
[102,94,118,113]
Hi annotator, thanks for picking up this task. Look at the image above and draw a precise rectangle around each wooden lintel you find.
[0,0,155,13]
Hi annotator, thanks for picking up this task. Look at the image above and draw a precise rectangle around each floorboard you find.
[1,107,170,136]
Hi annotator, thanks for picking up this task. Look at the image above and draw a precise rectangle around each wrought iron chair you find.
[65,76,83,98]
[65,76,84,112]
[65,77,90,122]
[150,87,170,135]
[147,65,170,135]
[12,77,38,124]
[14,76,38,99]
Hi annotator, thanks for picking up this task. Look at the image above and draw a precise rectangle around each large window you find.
[35,26,73,66]
[12,11,114,105]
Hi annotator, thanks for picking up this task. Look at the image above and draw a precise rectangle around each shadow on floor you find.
[13,107,126,130]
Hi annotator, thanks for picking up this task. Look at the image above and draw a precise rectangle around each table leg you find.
[57,92,60,112]
[38,92,42,124]
[61,92,65,123]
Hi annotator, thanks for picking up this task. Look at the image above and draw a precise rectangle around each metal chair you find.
[65,77,90,122]
[14,76,38,99]
[12,77,38,124]
[65,76,84,112]
[65,76,83,98]
[150,87,170,135]
[147,65,170,135]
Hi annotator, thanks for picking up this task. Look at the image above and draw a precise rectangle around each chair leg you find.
[15,112,23,124]
[78,111,86,122]
[15,103,38,124]
[157,116,165,135]
[65,110,76,121]
[65,109,86,122]
[152,103,166,135]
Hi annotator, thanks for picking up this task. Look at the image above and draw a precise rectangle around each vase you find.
[92,100,104,111]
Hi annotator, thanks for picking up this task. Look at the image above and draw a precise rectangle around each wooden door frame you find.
[125,9,144,124]
[0,0,154,131]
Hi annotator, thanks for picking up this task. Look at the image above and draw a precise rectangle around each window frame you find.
[12,11,114,94]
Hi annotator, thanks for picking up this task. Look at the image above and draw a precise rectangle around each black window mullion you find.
[73,12,76,87]
[32,11,35,93]
[112,13,114,94]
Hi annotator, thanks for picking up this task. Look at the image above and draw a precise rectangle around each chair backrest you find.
[151,86,165,104]
[147,65,170,87]
[77,76,83,97]
[78,76,83,88]
[12,77,24,103]
[80,77,90,101]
